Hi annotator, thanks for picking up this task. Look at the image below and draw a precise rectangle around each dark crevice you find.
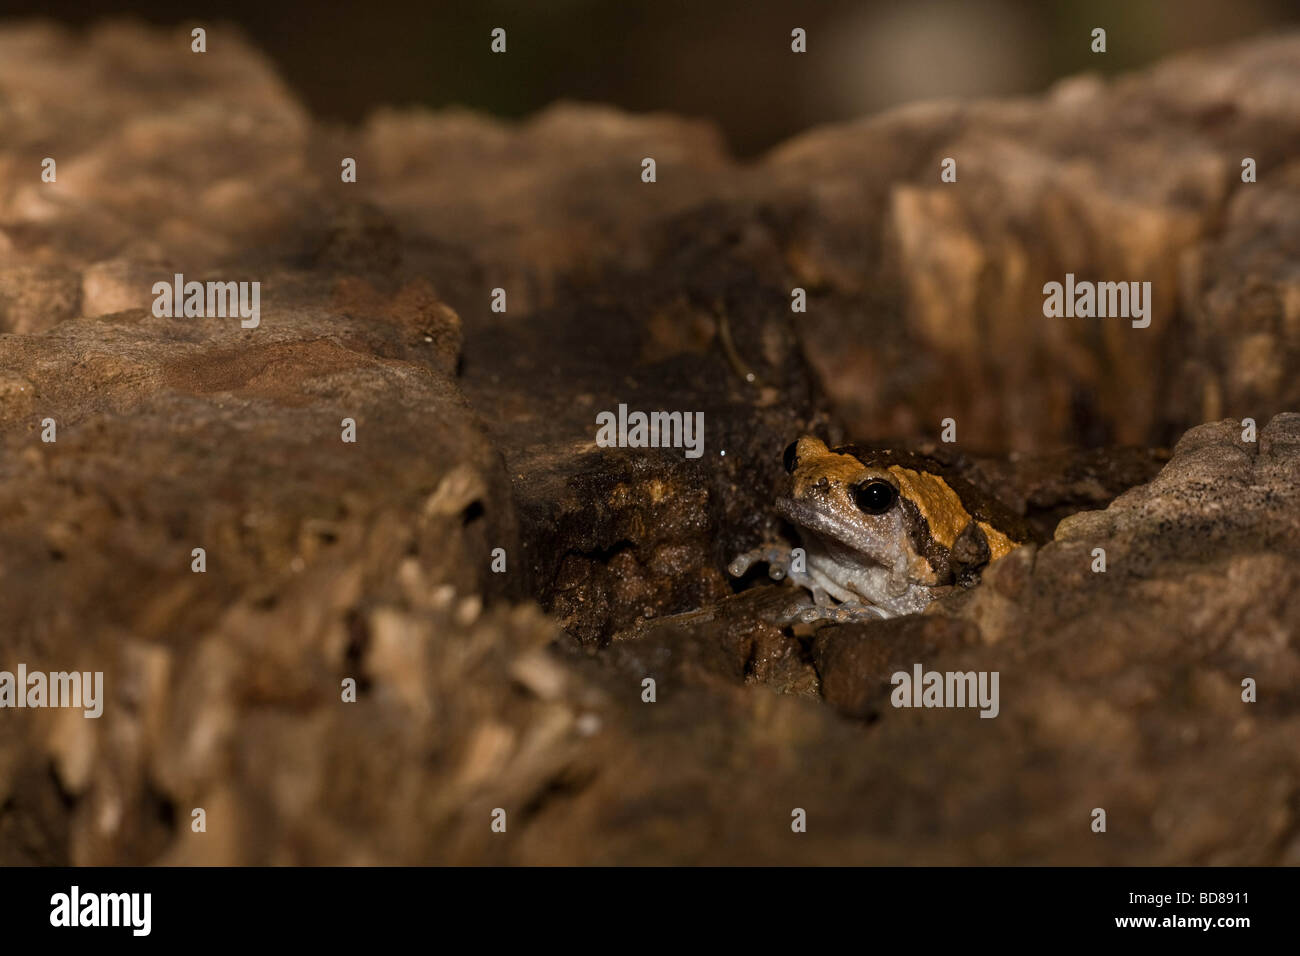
[343,608,373,695]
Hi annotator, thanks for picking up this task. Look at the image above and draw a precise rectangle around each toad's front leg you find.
[730,543,831,603]
[729,545,889,624]
[729,543,835,595]
[728,544,797,582]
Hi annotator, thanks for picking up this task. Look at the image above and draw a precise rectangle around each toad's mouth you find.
[775,497,890,567]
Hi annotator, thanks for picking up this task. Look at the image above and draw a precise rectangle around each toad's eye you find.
[783,441,800,474]
[852,479,898,515]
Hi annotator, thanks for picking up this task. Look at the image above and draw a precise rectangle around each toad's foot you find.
[759,592,890,627]
[795,600,890,625]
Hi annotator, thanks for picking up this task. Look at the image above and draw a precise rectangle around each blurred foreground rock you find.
[0,22,1297,864]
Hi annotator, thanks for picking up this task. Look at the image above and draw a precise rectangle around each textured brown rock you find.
[1183,161,1300,425]
[813,615,980,720]
[0,21,1297,866]
[761,36,1300,451]
[359,103,734,315]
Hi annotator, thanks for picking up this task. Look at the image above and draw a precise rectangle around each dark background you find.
[2,0,1296,155]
